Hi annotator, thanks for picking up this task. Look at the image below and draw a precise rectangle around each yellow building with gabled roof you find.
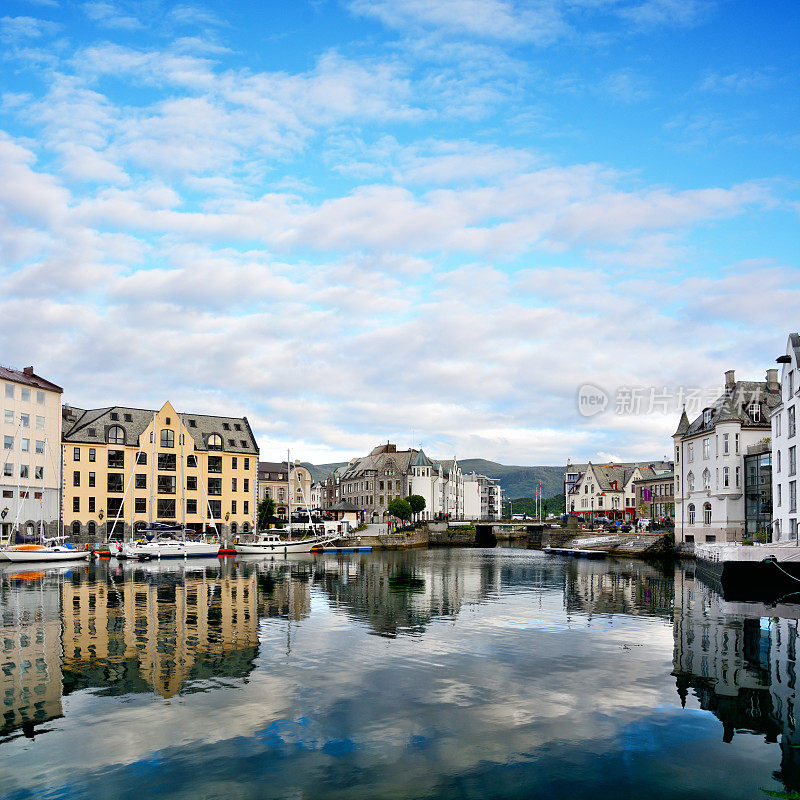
[62,400,258,541]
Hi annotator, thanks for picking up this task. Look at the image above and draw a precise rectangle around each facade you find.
[462,472,502,520]
[772,334,800,542]
[310,481,323,510]
[257,461,313,518]
[744,442,772,541]
[568,461,672,523]
[672,369,780,546]
[0,365,63,541]
[633,470,675,523]
[62,400,258,541]
[324,443,469,522]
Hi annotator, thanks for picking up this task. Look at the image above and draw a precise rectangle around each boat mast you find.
[40,436,47,538]
[148,411,156,526]
[179,413,186,531]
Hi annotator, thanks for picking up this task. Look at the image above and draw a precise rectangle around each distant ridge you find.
[300,459,565,501]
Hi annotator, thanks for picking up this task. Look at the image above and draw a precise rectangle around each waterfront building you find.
[310,480,323,510]
[0,365,63,541]
[672,369,779,546]
[326,443,468,522]
[463,472,502,520]
[568,461,672,523]
[744,442,772,541]
[62,400,258,541]
[564,459,671,521]
[257,461,313,518]
[632,470,675,523]
[772,334,800,542]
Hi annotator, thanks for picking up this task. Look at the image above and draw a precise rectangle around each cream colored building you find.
[0,365,63,541]
[62,401,258,541]
[258,461,313,519]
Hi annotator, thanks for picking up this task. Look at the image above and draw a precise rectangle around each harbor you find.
[2,547,799,800]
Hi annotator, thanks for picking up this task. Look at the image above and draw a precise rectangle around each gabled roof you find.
[681,380,778,438]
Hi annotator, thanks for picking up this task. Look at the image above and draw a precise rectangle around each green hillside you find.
[302,458,564,501]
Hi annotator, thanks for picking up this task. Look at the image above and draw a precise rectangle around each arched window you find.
[107,425,125,444]
[71,520,81,536]
[243,522,250,532]
[703,502,712,525]
[207,433,222,450]
[688,503,695,525]
[230,522,237,534]
[160,429,175,448]
[687,472,694,492]
[88,521,96,536]
[702,469,710,490]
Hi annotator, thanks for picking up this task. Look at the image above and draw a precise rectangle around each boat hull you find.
[0,548,90,563]
[134,542,220,559]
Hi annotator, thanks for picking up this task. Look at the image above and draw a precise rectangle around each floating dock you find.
[543,547,607,559]
[312,546,373,553]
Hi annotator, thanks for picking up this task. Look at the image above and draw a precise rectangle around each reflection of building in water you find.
[673,567,800,790]
[565,561,674,620]
[254,563,312,622]
[313,551,501,637]
[61,564,259,698]
[0,571,65,738]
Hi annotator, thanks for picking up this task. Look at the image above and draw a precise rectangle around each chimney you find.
[23,366,33,376]
[725,369,735,390]
[767,368,780,392]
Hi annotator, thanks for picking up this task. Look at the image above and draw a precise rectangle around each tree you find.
[406,494,426,519]
[388,498,412,521]
[258,497,276,530]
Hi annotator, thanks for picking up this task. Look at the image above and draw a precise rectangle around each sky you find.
[0,0,798,467]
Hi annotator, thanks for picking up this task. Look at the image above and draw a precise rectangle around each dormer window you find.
[124,413,132,422]
[703,409,711,425]
[189,419,196,427]
[749,403,761,423]
[223,423,230,430]
[106,425,125,444]
[207,433,222,450]
[110,412,119,421]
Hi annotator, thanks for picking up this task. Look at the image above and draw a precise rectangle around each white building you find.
[672,369,780,546]
[0,366,63,541]
[310,481,323,511]
[772,334,800,542]
[461,472,501,520]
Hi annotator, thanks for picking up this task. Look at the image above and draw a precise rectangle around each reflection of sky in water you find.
[0,549,796,799]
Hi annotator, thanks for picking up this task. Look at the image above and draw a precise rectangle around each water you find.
[0,548,797,799]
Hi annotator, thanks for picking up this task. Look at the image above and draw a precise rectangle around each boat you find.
[131,525,221,560]
[234,529,338,555]
[0,538,90,563]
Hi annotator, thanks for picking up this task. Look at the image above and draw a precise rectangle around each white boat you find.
[133,532,220,560]
[0,541,90,563]
[234,529,338,555]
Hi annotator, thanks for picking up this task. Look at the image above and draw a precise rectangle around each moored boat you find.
[0,540,90,563]
[234,529,338,555]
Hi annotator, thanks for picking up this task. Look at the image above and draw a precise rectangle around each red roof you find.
[0,365,63,393]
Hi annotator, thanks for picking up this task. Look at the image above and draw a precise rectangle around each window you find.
[36,391,44,405]
[791,371,796,397]
[187,455,197,468]
[110,412,119,420]
[187,499,197,514]
[778,451,782,473]
[703,438,710,459]
[232,478,237,492]
[778,485,782,507]
[35,466,43,480]
[735,466,740,487]
[160,429,175,448]
[88,472,95,487]
[88,521,96,536]
[108,450,124,469]
[20,388,29,402]
[35,440,44,454]
[124,413,132,422]
[244,479,249,493]
[135,474,146,489]
[723,433,729,454]
[723,467,729,487]
[703,502,712,525]
[243,501,249,515]
[157,499,176,519]
[73,470,80,487]
[791,481,797,513]
[71,521,80,535]
[703,469,710,490]
[208,478,222,496]
[35,415,44,429]
[4,384,13,399]
[88,428,97,437]
[73,497,80,513]
[158,476,176,494]
[241,440,249,448]
[750,403,761,423]
[777,413,782,437]
[74,447,80,461]
[228,439,235,447]
[20,413,29,428]
[88,497,95,513]
[234,423,242,431]
[208,500,222,518]
[244,458,249,470]
[790,406,797,438]
[136,451,146,466]
[223,422,230,431]
[3,435,12,450]
[107,473,124,492]
[231,522,237,534]
[89,448,96,462]
[208,434,222,450]
[704,409,711,425]
[158,452,176,471]
[232,457,238,469]
[208,456,222,473]
[231,500,237,515]
[4,462,13,477]
[187,476,197,491]
[106,426,125,446]
[135,498,146,514]
[791,446,797,477]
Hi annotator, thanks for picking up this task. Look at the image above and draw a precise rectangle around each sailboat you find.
[234,451,339,556]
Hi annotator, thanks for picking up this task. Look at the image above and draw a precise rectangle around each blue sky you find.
[1,0,798,466]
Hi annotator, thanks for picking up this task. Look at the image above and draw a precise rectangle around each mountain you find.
[301,458,564,501]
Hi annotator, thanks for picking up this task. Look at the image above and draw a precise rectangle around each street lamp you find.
[590,495,594,530]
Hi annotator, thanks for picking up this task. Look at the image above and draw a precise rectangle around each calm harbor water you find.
[1,547,798,799]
